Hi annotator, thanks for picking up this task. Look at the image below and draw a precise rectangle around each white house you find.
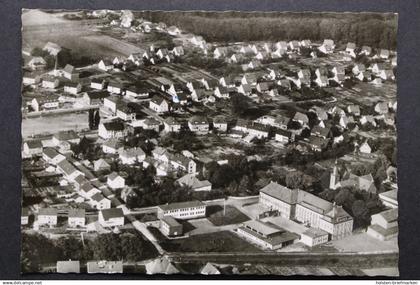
[68,209,85,228]
[90,193,111,210]
[107,172,125,189]
[149,96,169,113]
[119,147,146,165]
[188,116,209,134]
[37,208,58,226]
[98,121,127,139]
[99,208,125,227]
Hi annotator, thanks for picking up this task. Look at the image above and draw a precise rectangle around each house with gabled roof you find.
[90,193,111,210]
[188,116,209,134]
[37,208,58,226]
[62,64,79,81]
[145,256,181,275]
[164,117,182,133]
[177,173,212,191]
[107,172,125,189]
[41,76,60,89]
[149,96,169,113]
[68,208,85,227]
[43,42,62,55]
[23,140,43,156]
[98,208,125,227]
[318,39,335,54]
[345,42,357,58]
[360,46,372,56]
[98,120,127,139]
[102,138,124,154]
[119,147,146,165]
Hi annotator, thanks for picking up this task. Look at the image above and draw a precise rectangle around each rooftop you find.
[158,200,205,211]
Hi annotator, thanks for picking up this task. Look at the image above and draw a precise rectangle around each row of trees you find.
[137,11,397,49]
[21,232,158,273]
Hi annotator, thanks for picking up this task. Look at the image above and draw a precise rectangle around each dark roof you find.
[161,216,182,227]
[86,90,109,100]
[260,182,299,204]
[63,64,76,74]
[25,140,43,149]
[102,121,125,131]
[38,208,58,216]
[158,200,205,211]
[150,95,166,105]
[68,208,85,218]
[54,130,79,141]
[100,208,124,221]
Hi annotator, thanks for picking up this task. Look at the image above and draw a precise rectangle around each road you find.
[167,251,398,269]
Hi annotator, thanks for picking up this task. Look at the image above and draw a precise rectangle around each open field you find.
[160,231,262,253]
[207,205,250,226]
[22,112,89,138]
[22,9,143,58]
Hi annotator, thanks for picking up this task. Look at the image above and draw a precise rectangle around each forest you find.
[135,11,397,49]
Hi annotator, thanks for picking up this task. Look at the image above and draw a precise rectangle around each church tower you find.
[329,159,339,190]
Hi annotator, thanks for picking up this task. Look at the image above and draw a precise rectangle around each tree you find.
[92,233,122,260]
[351,199,371,228]
[56,236,84,261]
[230,94,250,116]
[94,110,101,129]
[285,171,303,189]
[88,109,95,130]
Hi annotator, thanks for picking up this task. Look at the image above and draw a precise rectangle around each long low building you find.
[157,200,206,220]
[259,181,353,240]
[237,220,299,250]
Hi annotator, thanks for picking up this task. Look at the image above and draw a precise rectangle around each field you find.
[22,9,144,58]
[22,112,89,138]
[207,205,250,226]
[160,231,262,253]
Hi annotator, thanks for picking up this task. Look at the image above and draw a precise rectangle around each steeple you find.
[329,159,338,190]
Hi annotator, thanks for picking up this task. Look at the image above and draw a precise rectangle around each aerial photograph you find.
[21,9,398,276]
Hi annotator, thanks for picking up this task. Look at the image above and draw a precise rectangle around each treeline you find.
[21,232,158,273]
[136,11,397,49]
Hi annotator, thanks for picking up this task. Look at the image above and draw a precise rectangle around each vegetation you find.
[160,231,262,253]
[21,232,158,272]
[137,11,397,49]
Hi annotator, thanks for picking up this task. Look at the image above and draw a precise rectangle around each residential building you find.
[107,172,125,189]
[68,209,85,227]
[98,208,125,227]
[98,121,127,139]
[177,173,212,191]
[57,261,80,274]
[37,208,58,226]
[119,147,146,165]
[149,96,169,113]
[87,261,123,274]
[188,116,209,134]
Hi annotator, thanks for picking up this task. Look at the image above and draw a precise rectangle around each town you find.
[21,9,398,276]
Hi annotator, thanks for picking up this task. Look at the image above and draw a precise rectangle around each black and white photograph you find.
[20,8,398,276]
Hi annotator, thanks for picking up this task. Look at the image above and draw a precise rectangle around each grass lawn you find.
[160,231,262,253]
[207,205,250,226]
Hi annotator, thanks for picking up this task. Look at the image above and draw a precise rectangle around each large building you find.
[157,200,206,220]
[259,181,353,240]
[237,220,299,250]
